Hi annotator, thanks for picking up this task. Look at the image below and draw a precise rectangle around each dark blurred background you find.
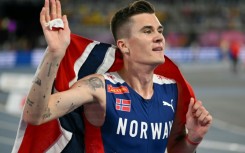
[1,0,245,50]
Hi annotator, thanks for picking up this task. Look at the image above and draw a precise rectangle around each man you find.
[229,40,240,74]
[23,0,212,152]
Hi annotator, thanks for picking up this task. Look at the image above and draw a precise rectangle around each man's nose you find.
[154,34,164,43]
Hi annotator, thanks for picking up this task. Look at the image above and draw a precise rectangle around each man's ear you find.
[117,39,129,54]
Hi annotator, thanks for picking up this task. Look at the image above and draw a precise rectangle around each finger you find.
[207,114,213,124]
[201,115,209,125]
[195,104,208,118]
[56,0,62,18]
[193,107,202,118]
[44,0,50,22]
[51,0,57,19]
[62,15,70,31]
[40,7,47,29]
[202,114,213,125]
[197,108,208,121]
[192,100,202,113]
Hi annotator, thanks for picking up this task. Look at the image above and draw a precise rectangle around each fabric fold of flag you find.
[12,33,195,153]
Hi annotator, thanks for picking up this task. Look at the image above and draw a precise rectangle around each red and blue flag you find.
[12,33,195,153]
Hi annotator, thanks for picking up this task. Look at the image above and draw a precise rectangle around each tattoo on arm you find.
[26,98,34,107]
[47,62,52,77]
[42,107,52,119]
[33,77,41,86]
[87,77,104,91]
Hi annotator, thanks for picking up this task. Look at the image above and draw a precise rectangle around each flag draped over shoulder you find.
[12,33,195,153]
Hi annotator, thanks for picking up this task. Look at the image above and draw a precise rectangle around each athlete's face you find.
[122,13,165,66]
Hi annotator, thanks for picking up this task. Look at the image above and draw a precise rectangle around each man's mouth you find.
[152,47,163,51]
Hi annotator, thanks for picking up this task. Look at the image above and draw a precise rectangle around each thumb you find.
[186,97,195,117]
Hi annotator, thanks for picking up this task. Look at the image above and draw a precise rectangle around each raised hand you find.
[185,98,212,143]
[40,0,71,57]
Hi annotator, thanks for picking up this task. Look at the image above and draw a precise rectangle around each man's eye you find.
[144,30,151,34]
[158,29,163,34]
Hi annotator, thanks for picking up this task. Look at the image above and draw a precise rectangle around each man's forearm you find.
[23,47,62,125]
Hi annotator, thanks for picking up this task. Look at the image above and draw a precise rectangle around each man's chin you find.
[157,57,165,65]
[152,58,165,67]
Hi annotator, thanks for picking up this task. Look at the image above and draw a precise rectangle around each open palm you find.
[40,0,71,57]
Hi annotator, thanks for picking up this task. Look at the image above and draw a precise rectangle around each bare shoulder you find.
[70,74,106,101]
[71,74,105,89]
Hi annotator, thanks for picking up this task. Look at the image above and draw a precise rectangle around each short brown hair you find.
[110,0,155,41]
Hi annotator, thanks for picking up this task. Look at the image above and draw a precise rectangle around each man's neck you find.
[117,66,155,99]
